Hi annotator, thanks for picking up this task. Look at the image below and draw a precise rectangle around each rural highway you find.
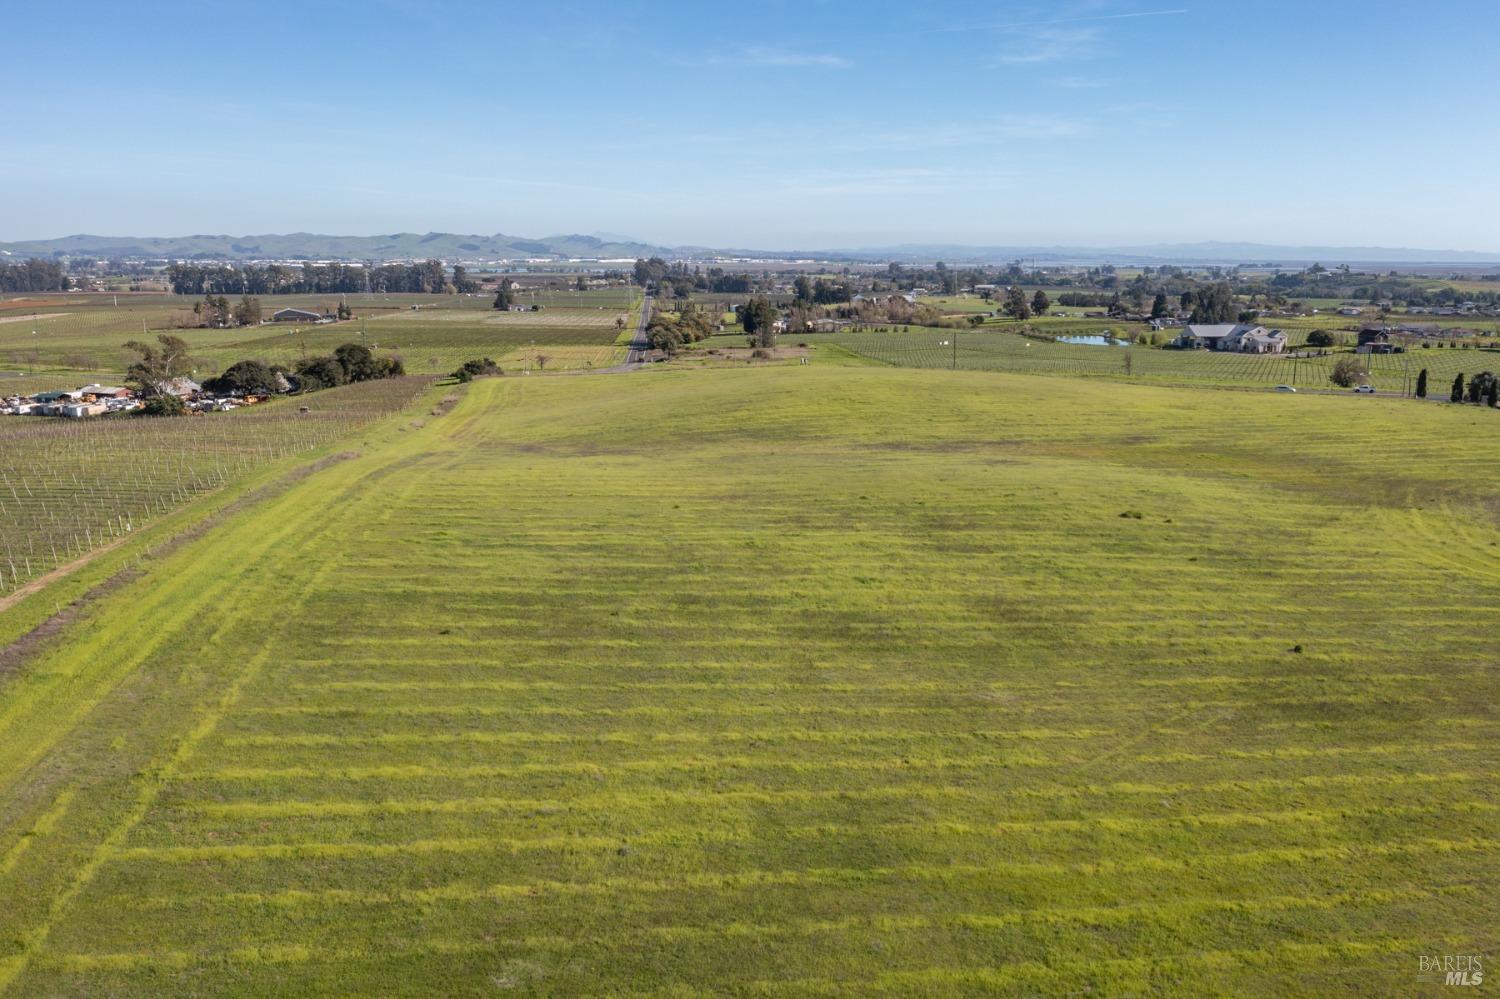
[624,293,652,364]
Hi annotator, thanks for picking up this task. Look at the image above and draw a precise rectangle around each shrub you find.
[205,359,280,396]
[136,394,187,417]
[1329,356,1365,388]
[451,358,501,381]
[295,356,347,391]
[334,343,382,382]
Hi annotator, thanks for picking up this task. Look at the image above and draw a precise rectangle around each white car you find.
[1275,385,1297,393]
[1353,385,1376,394]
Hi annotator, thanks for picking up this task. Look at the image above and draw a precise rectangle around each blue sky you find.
[4,0,1499,250]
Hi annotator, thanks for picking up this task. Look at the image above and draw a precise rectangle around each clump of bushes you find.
[294,343,404,391]
[450,358,502,382]
[138,394,187,416]
[203,359,288,396]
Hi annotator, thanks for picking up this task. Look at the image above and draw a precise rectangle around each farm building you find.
[270,307,325,323]
[1356,332,1402,354]
[164,377,201,398]
[1174,324,1287,354]
[76,384,130,399]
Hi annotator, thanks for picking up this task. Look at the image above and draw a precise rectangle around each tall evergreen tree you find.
[1451,373,1464,403]
[1004,286,1031,320]
[1415,368,1427,399]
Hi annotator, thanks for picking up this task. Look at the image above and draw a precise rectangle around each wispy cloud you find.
[738,46,852,69]
[915,7,1188,35]
[1054,75,1110,89]
[998,26,1102,64]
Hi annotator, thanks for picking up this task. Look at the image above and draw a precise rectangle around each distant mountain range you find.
[809,241,1500,265]
[2,232,1497,266]
[0,232,666,262]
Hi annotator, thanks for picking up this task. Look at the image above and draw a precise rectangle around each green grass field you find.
[800,327,1500,393]
[0,292,640,381]
[0,366,1496,994]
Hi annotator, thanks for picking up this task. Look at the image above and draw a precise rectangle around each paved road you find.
[624,293,653,364]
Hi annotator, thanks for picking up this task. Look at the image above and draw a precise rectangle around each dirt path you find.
[0,535,134,616]
[0,313,65,325]
[0,452,359,617]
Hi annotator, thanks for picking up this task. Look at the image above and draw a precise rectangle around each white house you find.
[1174,324,1287,354]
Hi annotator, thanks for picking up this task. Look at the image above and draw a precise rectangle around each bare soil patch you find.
[702,346,810,360]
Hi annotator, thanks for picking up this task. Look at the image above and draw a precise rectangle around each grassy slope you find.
[0,367,1497,995]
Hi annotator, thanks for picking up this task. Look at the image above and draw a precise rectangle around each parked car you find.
[1275,385,1297,393]
[1353,385,1376,394]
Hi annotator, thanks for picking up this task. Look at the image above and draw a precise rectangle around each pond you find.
[1056,335,1131,347]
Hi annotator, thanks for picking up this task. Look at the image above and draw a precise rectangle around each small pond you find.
[1056,335,1130,347]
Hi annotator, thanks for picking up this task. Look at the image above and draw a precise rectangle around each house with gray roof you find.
[1174,323,1286,354]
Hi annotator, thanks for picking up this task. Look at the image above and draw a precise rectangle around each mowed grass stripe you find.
[127,802,1494,861]
[215,725,1121,748]
[281,672,1475,692]
[178,740,1491,781]
[169,771,1500,820]
[164,769,1500,810]
[108,832,1500,868]
[104,879,1475,923]
[39,897,1463,977]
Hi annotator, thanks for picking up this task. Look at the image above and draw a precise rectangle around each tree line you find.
[646,303,719,355]
[166,260,479,296]
[634,258,757,296]
[0,258,69,292]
